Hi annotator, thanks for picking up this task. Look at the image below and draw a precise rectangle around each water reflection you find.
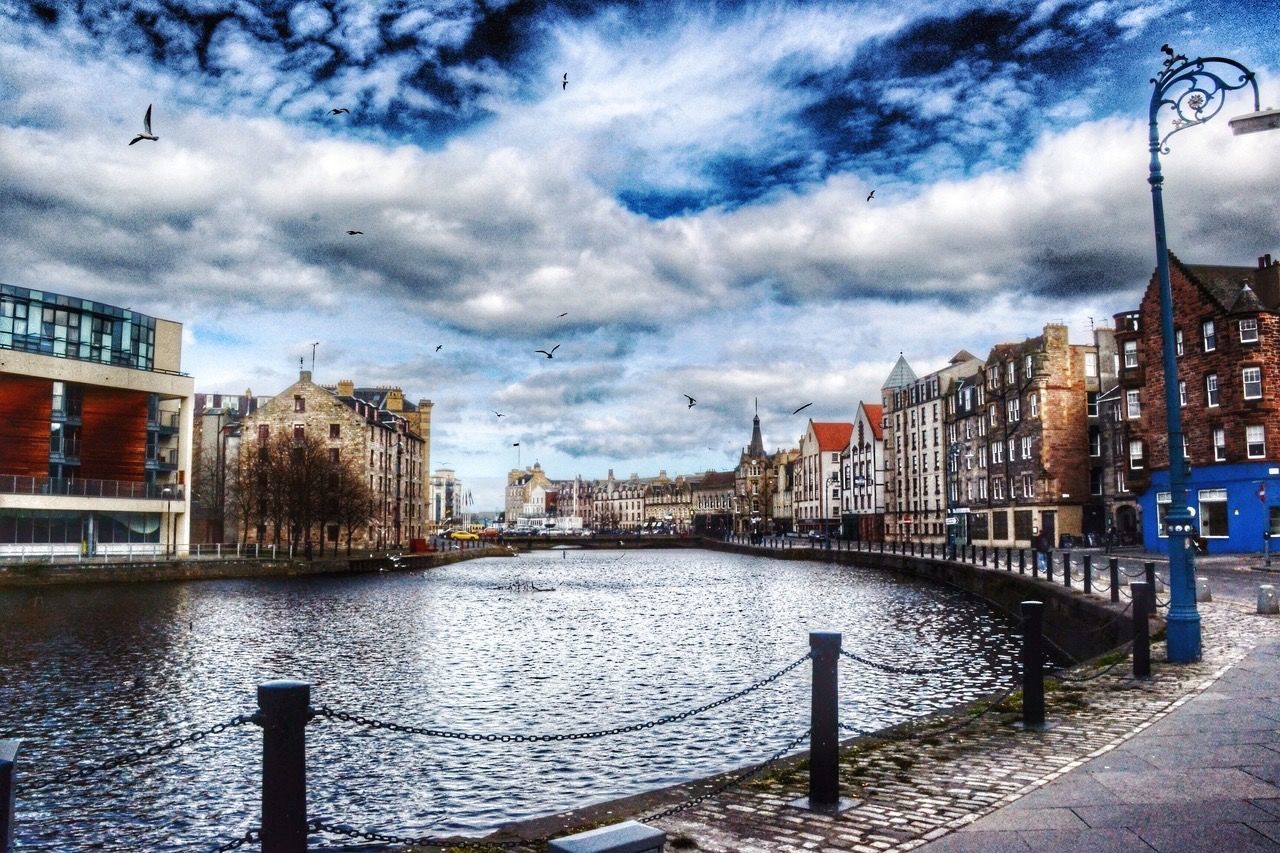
[0,549,1042,850]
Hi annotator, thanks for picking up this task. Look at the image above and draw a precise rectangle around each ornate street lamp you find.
[1147,48,1262,662]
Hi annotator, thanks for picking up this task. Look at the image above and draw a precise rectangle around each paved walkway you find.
[921,638,1280,852]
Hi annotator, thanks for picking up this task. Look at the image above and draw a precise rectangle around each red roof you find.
[811,421,853,451]
[861,404,883,440]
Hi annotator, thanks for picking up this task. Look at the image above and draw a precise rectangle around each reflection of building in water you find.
[0,283,193,556]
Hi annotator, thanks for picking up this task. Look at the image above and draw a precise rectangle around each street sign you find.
[945,517,958,526]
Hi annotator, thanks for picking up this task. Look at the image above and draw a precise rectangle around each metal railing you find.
[0,476,182,501]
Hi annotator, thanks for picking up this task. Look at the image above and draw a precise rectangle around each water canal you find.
[0,548,1043,850]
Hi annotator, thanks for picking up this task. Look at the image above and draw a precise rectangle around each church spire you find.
[747,409,766,458]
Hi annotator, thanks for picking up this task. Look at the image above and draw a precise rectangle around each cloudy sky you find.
[3,0,1278,510]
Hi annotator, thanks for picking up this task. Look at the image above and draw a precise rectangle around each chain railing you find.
[837,648,951,676]
[313,652,811,743]
[24,713,259,792]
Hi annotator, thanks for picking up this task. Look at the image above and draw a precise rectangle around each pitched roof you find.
[695,470,737,489]
[1173,254,1266,314]
[811,421,853,451]
[881,354,917,390]
[860,403,884,441]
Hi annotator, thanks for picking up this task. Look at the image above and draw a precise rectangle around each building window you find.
[328,448,339,463]
[1130,440,1144,469]
[1206,374,1219,408]
[1021,473,1034,498]
[1203,319,1216,352]
[993,478,1004,500]
[1085,351,1098,377]
[1116,469,1127,494]
[1199,488,1229,538]
[1089,427,1101,457]
[990,405,998,426]
[1007,361,1016,384]
[1007,398,1020,422]
[1214,427,1227,461]
[1028,393,1038,418]
[978,478,988,499]
[329,423,340,439]
[1021,436,1032,459]
[1175,328,1184,356]
[1087,391,1098,418]
[1247,425,1266,458]
[258,424,269,441]
[1123,340,1138,368]
[992,441,1003,463]
[1240,317,1259,343]
[293,424,305,442]
[294,395,306,412]
[1179,380,1187,408]
[1126,389,1141,419]
[1090,468,1103,495]
[1243,367,1263,400]
[1156,491,1170,537]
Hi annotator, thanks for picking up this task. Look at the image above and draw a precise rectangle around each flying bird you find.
[792,402,813,415]
[129,104,158,145]
[866,189,875,202]
[494,411,505,418]
[535,345,560,358]
[684,395,696,408]
[329,107,350,115]
[558,312,568,318]
[435,344,443,352]
[346,230,363,235]
[562,73,568,90]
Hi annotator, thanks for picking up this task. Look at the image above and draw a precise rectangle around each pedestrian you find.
[1034,530,1048,572]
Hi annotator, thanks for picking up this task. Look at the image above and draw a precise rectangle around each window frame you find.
[1246,424,1266,459]
[1240,317,1259,343]
[1203,319,1217,352]
[1243,366,1263,400]
[1206,373,1219,408]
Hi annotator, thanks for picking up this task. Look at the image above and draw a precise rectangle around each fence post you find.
[1019,549,1026,574]
[1,739,17,853]
[258,680,310,852]
[1046,551,1054,583]
[794,631,849,813]
[1020,602,1045,729]
[1082,555,1092,594]
[993,547,999,570]
[1144,562,1157,612]
[1006,547,1013,571]
[1063,552,1071,589]
[981,546,988,567]
[1132,582,1151,679]
[1109,557,1120,604]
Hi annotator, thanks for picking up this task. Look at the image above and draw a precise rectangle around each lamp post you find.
[162,486,173,557]
[944,443,963,558]
[1147,48,1262,662]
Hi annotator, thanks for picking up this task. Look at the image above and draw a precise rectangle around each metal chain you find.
[838,647,950,676]
[313,653,811,743]
[27,713,259,791]
[1047,651,1133,683]
[307,819,529,850]
[643,729,811,821]
[212,828,261,851]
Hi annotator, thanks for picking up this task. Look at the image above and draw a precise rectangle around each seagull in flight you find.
[129,104,158,145]
[684,395,696,408]
[558,312,568,318]
[562,73,568,90]
[536,345,560,359]
[494,411,505,418]
[435,344,443,352]
[346,230,363,235]
[329,107,350,115]
[792,402,813,415]
[866,189,875,202]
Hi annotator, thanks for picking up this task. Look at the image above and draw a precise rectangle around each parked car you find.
[449,530,479,541]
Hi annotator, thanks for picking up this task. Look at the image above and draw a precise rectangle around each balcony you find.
[151,411,180,434]
[147,447,179,470]
[0,475,183,501]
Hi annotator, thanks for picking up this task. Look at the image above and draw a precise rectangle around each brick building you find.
[0,284,193,556]
[1128,253,1280,553]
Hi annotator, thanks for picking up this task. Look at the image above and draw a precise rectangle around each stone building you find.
[733,409,774,536]
[770,449,800,534]
[190,391,271,543]
[506,462,554,525]
[953,324,1103,549]
[883,351,983,543]
[239,370,427,549]
[592,470,651,531]
[840,402,884,541]
[692,470,735,536]
[1126,252,1280,553]
[333,382,432,528]
[431,467,465,528]
[795,420,852,536]
[645,474,694,531]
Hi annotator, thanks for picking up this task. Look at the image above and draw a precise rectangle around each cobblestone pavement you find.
[635,598,1280,853]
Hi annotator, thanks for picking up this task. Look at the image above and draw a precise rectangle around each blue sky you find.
[2,0,1278,510]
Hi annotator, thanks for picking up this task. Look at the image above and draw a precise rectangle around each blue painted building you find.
[1139,462,1280,555]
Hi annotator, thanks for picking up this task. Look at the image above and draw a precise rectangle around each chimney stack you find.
[1255,253,1280,310]
[336,379,354,397]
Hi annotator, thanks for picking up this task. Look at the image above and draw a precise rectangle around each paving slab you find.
[1017,826,1153,852]
[1069,798,1277,828]
[1135,821,1280,852]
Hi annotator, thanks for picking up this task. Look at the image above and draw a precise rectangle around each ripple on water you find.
[0,550,1050,849]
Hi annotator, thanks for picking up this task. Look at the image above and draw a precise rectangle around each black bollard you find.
[1020,601,1045,729]
[981,546,988,567]
[1144,562,1157,612]
[1063,552,1071,589]
[1083,555,1093,595]
[1032,548,1039,579]
[0,740,16,853]
[930,542,935,559]
[1132,582,1151,679]
[805,631,845,811]
[1046,551,1055,583]
[259,680,311,852]
[1020,549,1026,574]
[1109,557,1120,604]
[993,547,1000,570]
[1007,547,1014,572]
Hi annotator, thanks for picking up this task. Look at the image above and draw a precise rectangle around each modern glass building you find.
[0,284,193,557]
